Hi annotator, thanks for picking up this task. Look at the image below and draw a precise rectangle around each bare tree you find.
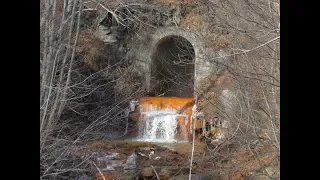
[191,0,280,179]
[40,0,279,179]
[40,0,148,179]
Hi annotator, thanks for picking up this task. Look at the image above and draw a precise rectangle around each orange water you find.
[133,97,202,142]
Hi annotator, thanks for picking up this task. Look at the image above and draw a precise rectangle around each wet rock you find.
[129,112,140,122]
[108,160,123,168]
[141,167,154,179]
[93,152,121,169]
[105,152,120,160]
[101,165,115,171]
[123,152,137,170]
[136,148,148,158]
[148,150,154,159]
[100,160,124,171]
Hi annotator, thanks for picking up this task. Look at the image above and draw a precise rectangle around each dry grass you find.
[230,147,279,179]
[77,31,106,70]
[95,172,117,180]
[180,8,203,31]
[211,35,232,49]
[155,0,200,5]
[89,140,114,150]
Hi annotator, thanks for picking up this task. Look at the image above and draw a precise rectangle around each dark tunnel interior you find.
[150,36,195,97]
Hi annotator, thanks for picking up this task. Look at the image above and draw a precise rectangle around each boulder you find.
[159,168,171,180]
[141,167,154,179]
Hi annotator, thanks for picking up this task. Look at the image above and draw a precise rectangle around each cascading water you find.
[137,110,178,142]
[131,97,195,143]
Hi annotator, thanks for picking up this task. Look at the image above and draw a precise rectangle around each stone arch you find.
[145,27,207,96]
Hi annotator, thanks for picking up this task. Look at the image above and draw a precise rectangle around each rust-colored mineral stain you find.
[138,97,194,112]
[138,97,194,141]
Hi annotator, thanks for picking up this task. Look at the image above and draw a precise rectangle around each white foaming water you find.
[135,110,179,143]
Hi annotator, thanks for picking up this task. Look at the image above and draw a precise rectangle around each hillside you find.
[40,0,280,179]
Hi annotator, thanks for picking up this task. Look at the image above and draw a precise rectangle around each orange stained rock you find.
[176,116,189,140]
[138,97,194,113]
[137,97,195,141]
[128,97,206,141]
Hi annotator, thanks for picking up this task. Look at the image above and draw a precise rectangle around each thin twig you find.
[210,36,280,60]
[189,116,196,180]
[151,165,160,180]
[92,161,106,180]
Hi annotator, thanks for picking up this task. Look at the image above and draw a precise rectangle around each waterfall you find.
[135,109,178,143]
[130,97,195,143]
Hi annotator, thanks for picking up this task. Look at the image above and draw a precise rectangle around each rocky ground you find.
[71,139,279,180]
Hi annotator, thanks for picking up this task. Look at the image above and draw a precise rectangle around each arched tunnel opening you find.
[150,36,195,97]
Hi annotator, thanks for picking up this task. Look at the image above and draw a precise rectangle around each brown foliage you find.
[77,31,106,70]
[180,8,203,31]
[155,0,200,5]
[212,35,232,48]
